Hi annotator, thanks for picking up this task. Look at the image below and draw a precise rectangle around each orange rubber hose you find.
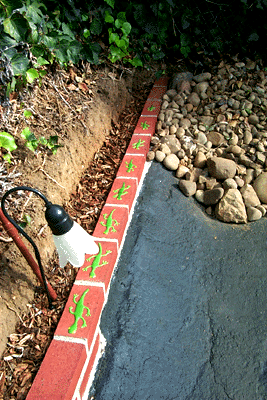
[0,208,57,301]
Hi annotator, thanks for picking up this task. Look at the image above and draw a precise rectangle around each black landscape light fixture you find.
[1,186,99,309]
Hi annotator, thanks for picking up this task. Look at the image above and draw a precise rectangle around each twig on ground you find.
[39,169,65,189]
[49,82,89,135]
[0,236,13,243]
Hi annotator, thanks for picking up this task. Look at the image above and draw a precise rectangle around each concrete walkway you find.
[89,160,267,400]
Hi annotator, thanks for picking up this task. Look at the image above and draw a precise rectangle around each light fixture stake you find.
[1,186,57,309]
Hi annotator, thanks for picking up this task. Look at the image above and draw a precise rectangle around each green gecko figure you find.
[125,159,137,173]
[141,121,150,130]
[83,243,112,278]
[68,288,90,334]
[100,209,119,234]
[132,139,145,149]
[113,182,131,200]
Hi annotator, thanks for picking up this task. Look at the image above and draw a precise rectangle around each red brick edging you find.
[26,76,168,400]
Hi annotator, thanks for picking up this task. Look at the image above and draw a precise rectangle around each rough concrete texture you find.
[89,161,267,400]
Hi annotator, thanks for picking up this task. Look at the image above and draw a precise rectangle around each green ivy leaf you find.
[39,136,48,145]
[105,11,114,24]
[11,53,29,75]
[121,22,131,36]
[48,135,59,146]
[62,22,75,39]
[83,28,90,39]
[115,37,127,49]
[104,0,115,8]
[25,2,46,25]
[21,127,36,145]
[36,56,49,66]
[126,57,143,67]
[115,18,122,29]
[0,132,17,152]
[23,110,33,118]
[3,13,29,42]
[109,45,125,62]
[90,18,102,36]
[26,68,39,83]
[39,70,47,77]
[108,29,119,44]
[2,153,12,163]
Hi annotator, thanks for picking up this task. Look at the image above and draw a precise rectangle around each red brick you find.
[153,76,169,87]
[126,134,151,156]
[54,285,104,347]
[93,206,128,246]
[105,177,137,211]
[79,334,100,399]
[134,117,157,135]
[76,240,118,292]
[141,100,161,117]
[116,154,145,183]
[26,340,86,400]
[147,86,166,100]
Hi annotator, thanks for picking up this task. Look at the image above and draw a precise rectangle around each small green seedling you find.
[19,214,31,228]
[21,127,39,152]
[24,110,33,118]
[21,128,62,154]
[0,132,17,163]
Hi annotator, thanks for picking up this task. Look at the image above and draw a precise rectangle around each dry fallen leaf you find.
[78,82,89,93]
[69,68,76,82]
[67,83,78,91]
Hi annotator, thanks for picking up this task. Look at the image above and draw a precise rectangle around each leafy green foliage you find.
[1,0,267,102]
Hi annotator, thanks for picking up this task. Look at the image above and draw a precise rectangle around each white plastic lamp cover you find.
[53,221,99,268]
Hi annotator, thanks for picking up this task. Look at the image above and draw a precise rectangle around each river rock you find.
[193,72,212,82]
[215,189,247,223]
[246,206,262,221]
[203,188,224,206]
[180,118,191,129]
[195,190,205,203]
[199,116,214,127]
[176,127,185,138]
[160,143,171,155]
[195,82,209,95]
[176,165,189,178]
[178,179,197,197]
[223,178,238,189]
[206,131,225,146]
[253,172,267,203]
[207,157,237,180]
[151,62,267,225]
[194,151,207,168]
[163,154,180,170]
[196,132,207,145]
[155,150,166,162]
[256,205,266,216]
[187,92,200,107]
[248,114,259,125]
[243,130,253,145]
[240,184,261,207]
[146,151,155,161]
[227,145,243,156]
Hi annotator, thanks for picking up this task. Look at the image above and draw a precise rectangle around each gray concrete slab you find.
[89,161,267,400]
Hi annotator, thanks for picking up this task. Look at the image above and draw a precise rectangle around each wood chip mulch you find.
[0,80,153,400]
